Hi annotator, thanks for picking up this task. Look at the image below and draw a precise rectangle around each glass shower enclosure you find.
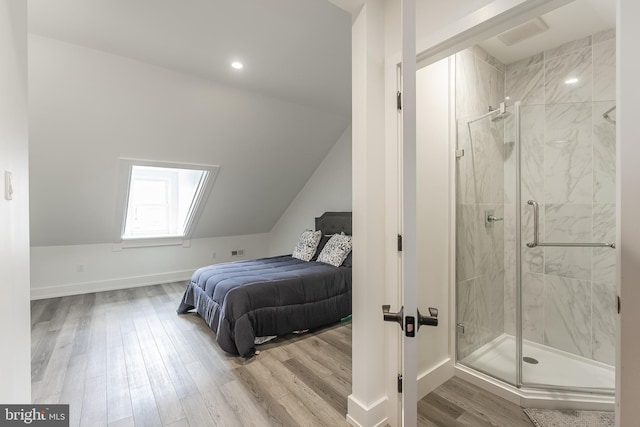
[455,99,617,393]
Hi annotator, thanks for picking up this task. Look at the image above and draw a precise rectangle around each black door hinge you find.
[398,374,403,393]
[397,91,402,110]
[397,234,402,251]
[618,295,621,314]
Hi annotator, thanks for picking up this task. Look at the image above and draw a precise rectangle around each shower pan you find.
[454,99,617,406]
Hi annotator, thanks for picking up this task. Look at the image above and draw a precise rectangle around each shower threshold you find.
[461,334,615,391]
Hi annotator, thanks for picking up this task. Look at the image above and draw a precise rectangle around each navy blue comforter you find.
[177,255,352,357]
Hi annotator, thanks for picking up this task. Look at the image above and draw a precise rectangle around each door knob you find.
[417,307,438,329]
[382,305,404,330]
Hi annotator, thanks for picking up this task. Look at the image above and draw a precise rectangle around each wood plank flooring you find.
[31,282,533,427]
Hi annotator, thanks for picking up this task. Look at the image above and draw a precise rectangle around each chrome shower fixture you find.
[490,102,511,122]
[467,101,511,125]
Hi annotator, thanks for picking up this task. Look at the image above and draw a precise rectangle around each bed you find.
[177,212,352,357]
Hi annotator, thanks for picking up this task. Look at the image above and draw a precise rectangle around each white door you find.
[387,1,453,424]
[399,1,420,423]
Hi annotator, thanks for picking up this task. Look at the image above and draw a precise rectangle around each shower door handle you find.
[526,200,616,249]
[527,200,540,247]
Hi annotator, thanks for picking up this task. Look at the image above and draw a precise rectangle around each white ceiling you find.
[28,0,352,247]
[28,0,351,115]
[478,0,616,65]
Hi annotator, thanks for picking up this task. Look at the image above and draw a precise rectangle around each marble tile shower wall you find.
[455,47,506,360]
[502,29,617,366]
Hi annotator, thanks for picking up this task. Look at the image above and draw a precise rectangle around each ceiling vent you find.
[497,17,549,46]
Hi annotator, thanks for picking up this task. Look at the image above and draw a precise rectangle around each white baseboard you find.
[347,394,388,427]
[345,361,452,427]
[417,358,454,398]
[30,270,193,300]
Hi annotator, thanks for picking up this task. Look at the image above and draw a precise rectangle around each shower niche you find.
[453,23,616,399]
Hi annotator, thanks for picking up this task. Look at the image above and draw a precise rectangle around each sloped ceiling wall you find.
[28,0,352,116]
[29,34,350,246]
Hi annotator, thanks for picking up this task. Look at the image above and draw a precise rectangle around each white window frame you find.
[113,158,220,249]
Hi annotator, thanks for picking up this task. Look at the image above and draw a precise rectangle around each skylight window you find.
[115,159,219,245]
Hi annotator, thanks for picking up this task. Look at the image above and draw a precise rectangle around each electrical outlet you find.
[211,251,216,259]
[76,264,84,272]
[231,249,244,257]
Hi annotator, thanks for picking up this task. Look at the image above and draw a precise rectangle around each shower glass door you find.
[518,101,616,392]
[455,99,517,386]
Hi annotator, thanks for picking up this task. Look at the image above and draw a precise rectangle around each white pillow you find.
[292,230,322,261]
[317,233,352,267]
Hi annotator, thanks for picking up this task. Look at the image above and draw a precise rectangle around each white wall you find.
[31,233,269,299]
[616,0,640,425]
[30,83,350,299]
[348,1,388,426]
[28,34,349,247]
[416,58,453,396]
[28,33,348,301]
[269,126,352,255]
[0,0,30,403]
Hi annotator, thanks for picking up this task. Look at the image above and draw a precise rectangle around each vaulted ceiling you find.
[28,0,351,246]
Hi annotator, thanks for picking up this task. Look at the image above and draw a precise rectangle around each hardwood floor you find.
[31,282,533,427]
[417,376,534,427]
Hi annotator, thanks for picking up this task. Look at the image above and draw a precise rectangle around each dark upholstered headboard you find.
[315,212,352,236]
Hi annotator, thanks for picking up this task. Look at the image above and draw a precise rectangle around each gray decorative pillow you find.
[292,230,322,261]
[317,233,352,267]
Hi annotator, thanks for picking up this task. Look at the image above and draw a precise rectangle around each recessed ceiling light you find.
[231,61,244,70]
[565,77,579,85]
